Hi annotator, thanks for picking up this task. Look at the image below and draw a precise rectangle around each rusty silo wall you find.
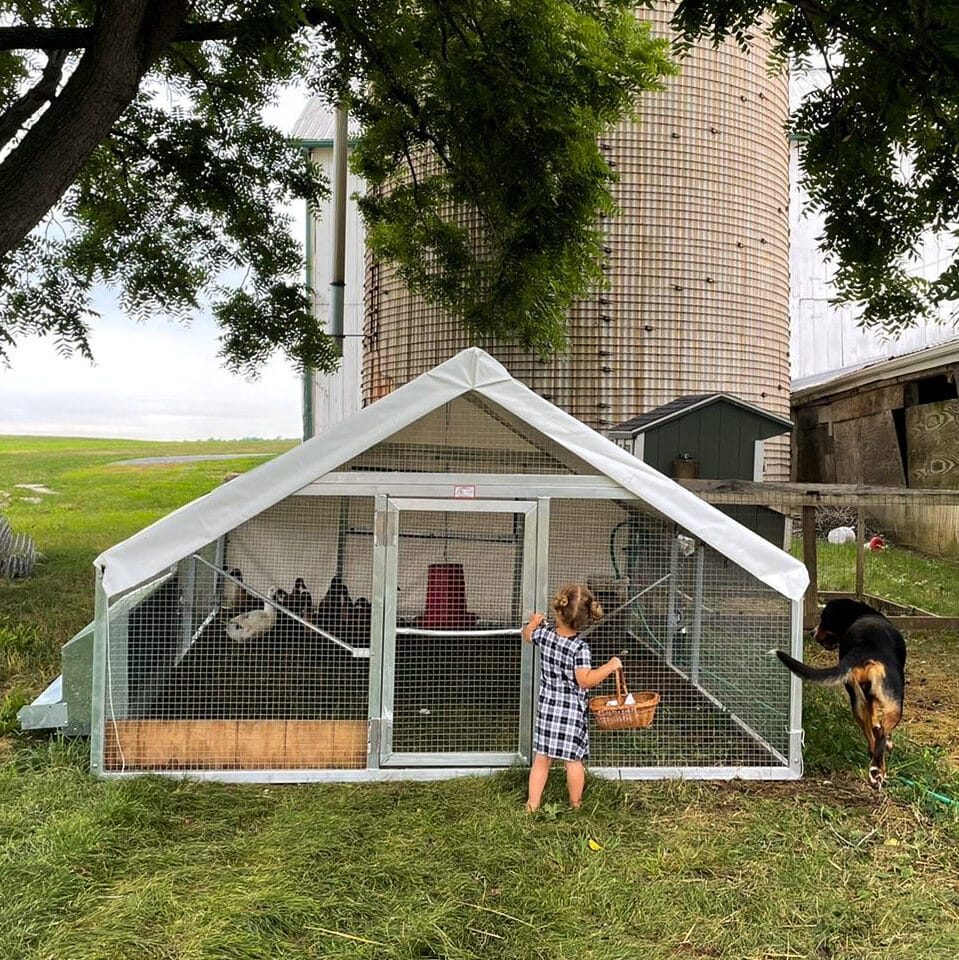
[363,4,791,479]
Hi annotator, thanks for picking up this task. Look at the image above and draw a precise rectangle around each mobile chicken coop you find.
[87,349,808,782]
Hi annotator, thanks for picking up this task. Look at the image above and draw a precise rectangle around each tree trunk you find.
[0,0,190,258]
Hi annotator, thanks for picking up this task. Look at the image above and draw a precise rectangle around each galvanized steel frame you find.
[90,478,801,782]
[378,497,538,768]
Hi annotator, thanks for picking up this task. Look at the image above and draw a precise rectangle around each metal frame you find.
[298,473,628,499]
[378,498,538,768]
[89,566,109,776]
[788,597,805,778]
[621,621,792,772]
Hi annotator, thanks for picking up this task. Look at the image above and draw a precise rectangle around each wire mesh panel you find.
[381,500,535,765]
[341,394,600,476]
[548,499,793,774]
[100,495,375,773]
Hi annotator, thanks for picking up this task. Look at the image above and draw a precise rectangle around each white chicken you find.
[225,589,278,642]
[826,526,856,545]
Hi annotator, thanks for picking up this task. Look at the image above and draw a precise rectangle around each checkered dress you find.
[531,621,592,761]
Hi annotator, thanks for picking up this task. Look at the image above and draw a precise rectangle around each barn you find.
[87,349,807,782]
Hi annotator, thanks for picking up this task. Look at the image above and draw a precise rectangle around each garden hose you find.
[895,775,959,808]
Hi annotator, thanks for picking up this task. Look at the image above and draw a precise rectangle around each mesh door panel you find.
[342,395,597,475]
[389,507,525,756]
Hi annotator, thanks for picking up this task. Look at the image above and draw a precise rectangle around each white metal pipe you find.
[329,104,348,351]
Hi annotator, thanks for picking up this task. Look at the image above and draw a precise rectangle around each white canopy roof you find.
[96,348,809,601]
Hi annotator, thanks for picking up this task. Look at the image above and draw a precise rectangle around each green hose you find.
[609,520,628,580]
[895,776,959,808]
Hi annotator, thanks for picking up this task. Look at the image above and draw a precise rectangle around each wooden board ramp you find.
[104,719,368,771]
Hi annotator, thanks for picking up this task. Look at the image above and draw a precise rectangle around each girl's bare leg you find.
[526,754,552,810]
[565,760,585,808]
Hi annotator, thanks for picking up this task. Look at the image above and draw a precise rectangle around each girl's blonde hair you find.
[551,582,603,632]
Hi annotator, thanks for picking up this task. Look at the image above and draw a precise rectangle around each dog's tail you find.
[775,650,848,685]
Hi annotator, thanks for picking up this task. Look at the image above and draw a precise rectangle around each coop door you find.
[379,499,538,767]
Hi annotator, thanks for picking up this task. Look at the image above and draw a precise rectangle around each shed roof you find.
[95,349,808,602]
[609,393,793,438]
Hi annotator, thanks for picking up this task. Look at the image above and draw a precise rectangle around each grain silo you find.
[361,3,791,479]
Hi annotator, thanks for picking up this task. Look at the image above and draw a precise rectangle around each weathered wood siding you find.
[906,400,959,488]
[793,383,907,485]
[793,386,959,556]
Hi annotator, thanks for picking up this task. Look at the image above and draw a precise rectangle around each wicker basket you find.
[589,669,659,731]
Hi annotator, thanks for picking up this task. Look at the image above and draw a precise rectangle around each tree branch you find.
[790,0,959,74]
[0,48,68,151]
[0,6,337,52]
[0,0,190,257]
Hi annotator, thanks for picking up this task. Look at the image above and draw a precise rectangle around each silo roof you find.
[292,98,363,144]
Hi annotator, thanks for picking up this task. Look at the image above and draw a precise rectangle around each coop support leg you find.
[519,498,550,763]
[690,544,704,683]
[367,495,391,769]
[788,599,805,777]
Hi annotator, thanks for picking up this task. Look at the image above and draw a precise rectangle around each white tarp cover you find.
[96,348,809,601]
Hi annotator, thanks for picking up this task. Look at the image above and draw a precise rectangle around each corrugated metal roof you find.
[791,338,959,402]
[609,393,793,437]
[292,98,363,143]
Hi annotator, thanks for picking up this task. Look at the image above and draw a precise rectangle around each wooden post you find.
[802,505,818,630]
[856,506,865,599]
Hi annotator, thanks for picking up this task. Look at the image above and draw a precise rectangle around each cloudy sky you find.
[0,95,308,442]
[0,307,304,441]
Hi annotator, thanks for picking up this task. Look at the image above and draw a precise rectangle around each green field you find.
[2,436,958,960]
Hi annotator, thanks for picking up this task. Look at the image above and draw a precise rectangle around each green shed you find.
[609,394,793,544]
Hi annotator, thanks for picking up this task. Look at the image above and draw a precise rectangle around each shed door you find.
[378,499,538,767]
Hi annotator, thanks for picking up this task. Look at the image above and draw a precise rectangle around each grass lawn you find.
[1,437,958,959]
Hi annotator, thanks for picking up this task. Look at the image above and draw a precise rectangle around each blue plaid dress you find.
[531,621,592,761]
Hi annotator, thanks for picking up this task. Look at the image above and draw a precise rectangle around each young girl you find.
[523,582,622,811]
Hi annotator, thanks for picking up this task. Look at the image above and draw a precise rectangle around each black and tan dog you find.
[777,598,906,788]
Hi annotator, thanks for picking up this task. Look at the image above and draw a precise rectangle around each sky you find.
[0,95,308,442]
[0,307,304,441]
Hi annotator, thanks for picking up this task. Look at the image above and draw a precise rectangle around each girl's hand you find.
[523,612,545,642]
